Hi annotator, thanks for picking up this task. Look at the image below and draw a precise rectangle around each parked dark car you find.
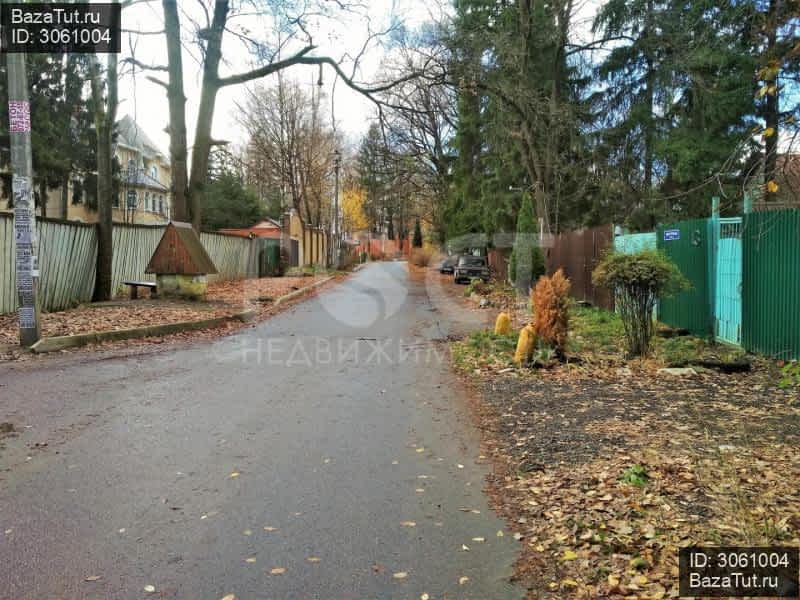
[439,255,458,274]
[454,255,490,284]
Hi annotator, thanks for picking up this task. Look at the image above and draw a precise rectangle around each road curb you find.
[272,276,334,306]
[28,276,335,354]
[30,309,257,354]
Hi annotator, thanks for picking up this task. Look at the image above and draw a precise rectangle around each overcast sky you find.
[116,0,602,157]
[116,0,435,157]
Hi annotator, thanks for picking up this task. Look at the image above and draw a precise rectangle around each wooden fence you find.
[0,214,261,315]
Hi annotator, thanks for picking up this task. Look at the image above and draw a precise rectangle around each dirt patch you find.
[437,272,800,598]
[0,274,341,363]
[464,367,800,598]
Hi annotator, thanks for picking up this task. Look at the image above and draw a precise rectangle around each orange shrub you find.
[411,247,433,267]
[531,269,571,358]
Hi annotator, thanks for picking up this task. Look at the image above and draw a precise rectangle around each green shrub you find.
[464,277,490,297]
[592,251,689,357]
[780,361,800,388]
[621,464,649,487]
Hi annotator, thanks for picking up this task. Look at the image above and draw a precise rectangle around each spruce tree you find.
[412,218,423,247]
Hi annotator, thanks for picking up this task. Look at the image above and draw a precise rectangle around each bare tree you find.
[151,0,428,231]
[379,45,455,239]
[240,76,339,228]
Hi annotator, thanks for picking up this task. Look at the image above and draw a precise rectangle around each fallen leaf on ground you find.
[459,576,469,585]
[393,571,408,579]
[307,557,321,563]
[269,567,286,575]
[144,584,156,593]
[84,576,102,582]
[400,521,416,528]
[229,472,240,478]
[245,557,256,563]
[221,595,235,600]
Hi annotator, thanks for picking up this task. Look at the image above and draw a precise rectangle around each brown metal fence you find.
[544,224,614,310]
[487,248,510,282]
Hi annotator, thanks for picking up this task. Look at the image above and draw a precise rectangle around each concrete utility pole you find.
[6,48,41,346]
[333,149,341,268]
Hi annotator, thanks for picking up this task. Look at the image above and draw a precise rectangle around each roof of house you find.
[117,115,169,165]
[217,218,283,239]
[145,221,218,275]
[251,218,281,229]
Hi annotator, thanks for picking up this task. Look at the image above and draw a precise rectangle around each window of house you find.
[145,192,151,211]
[150,165,158,180]
[72,180,83,204]
[158,196,164,214]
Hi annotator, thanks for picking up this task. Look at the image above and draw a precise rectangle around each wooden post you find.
[6,49,41,346]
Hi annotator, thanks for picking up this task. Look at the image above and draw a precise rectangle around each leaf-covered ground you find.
[448,280,800,598]
[0,275,330,359]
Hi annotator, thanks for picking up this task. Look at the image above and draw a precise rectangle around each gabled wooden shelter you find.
[146,221,217,275]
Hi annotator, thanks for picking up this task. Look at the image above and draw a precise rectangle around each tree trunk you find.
[763,0,780,199]
[91,46,118,302]
[187,0,229,231]
[162,0,189,222]
[61,174,69,219]
[643,0,655,200]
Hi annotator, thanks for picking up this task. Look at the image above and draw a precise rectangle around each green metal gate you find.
[714,218,743,345]
[657,219,712,336]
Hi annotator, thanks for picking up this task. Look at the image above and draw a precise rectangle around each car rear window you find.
[459,257,486,267]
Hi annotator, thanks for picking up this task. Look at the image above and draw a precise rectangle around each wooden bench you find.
[122,280,157,300]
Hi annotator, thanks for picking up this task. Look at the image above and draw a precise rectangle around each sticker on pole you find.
[664,229,681,242]
[8,101,30,133]
[18,306,35,329]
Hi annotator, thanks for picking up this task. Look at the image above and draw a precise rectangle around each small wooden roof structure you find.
[145,221,218,275]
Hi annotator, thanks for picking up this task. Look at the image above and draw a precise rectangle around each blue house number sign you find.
[664,229,681,242]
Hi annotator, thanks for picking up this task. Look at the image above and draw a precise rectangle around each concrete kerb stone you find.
[29,276,335,354]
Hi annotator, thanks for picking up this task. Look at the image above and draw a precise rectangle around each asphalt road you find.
[0,262,522,600]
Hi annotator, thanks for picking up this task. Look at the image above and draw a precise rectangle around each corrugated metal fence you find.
[1,214,261,314]
[742,208,800,359]
[545,224,614,310]
[200,231,259,283]
[111,224,165,294]
[620,209,800,359]
[614,232,656,254]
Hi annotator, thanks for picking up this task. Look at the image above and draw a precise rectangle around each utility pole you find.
[333,149,341,268]
[7,48,41,346]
